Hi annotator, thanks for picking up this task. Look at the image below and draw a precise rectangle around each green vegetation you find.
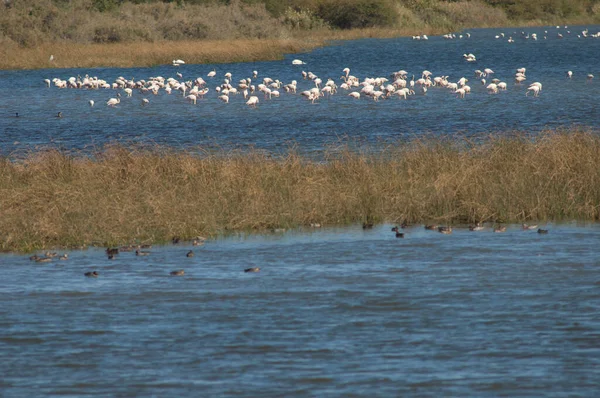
[1,0,600,69]
[1,129,599,252]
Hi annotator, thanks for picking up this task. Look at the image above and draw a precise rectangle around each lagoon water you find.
[1,26,600,155]
[2,26,600,396]
[1,224,600,396]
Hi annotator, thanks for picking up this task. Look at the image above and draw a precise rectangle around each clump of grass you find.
[1,129,599,252]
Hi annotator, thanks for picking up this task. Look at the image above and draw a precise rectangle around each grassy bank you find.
[2,0,599,70]
[1,129,599,252]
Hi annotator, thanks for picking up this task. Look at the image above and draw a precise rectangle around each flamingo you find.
[106,98,120,107]
[348,92,360,99]
[567,71,573,79]
[246,96,259,107]
[342,67,350,79]
[124,88,133,97]
[89,100,94,107]
[526,85,540,96]
[292,59,306,65]
[486,83,498,94]
[207,69,216,78]
[44,79,51,87]
[218,94,229,103]
[186,94,197,104]
[142,98,149,106]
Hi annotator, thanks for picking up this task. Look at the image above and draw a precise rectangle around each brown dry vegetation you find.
[1,129,599,252]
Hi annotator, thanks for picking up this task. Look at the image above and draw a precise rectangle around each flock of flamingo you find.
[41,26,598,110]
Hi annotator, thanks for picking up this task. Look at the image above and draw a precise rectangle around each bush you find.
[315,0,396,29]
[283,7,329,30]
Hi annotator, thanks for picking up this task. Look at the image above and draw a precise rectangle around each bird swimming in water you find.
[186,250,194,257]
[84,271,99,277]
[244,267,260,273]
[56,112,62,118]
[170,269,185,276]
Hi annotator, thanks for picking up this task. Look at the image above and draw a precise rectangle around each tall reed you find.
[1,129,599,252]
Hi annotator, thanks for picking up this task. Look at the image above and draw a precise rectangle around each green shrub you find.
[315,0,396,29]
[283,7,330,30]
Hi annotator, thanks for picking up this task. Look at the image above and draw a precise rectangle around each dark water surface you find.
[1,223,600,396]
[2,26,600,156]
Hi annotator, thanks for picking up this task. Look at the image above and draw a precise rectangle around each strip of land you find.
[1,0,598,70]
[1,129,599,252]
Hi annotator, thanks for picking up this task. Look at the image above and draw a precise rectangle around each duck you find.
[192,239,204,246]
[59,253,68,260]
[244,267,260,273]
[493,225,507,233]
[362,222,374,229]
[424,224,438,230]
[106,247,119,255]
[45,251,58,258]
[29,254,39,261]
[135,250,150,256]
[395,231,405,238]
[469,222,485,231]
[438,226,453,234]
[186,250,194,258]
[35,257,52,263]
[537,228,549,234]
[84,271,99,277]
[522,224,538,230]
[170,270,185,276]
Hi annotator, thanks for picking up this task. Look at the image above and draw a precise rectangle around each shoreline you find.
[1,129,599,253]
[1,20,597,71]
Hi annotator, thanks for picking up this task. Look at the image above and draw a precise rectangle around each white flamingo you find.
[106,98,120,107]
[246,96,259,107]
[142,98,149,106]
[526,86,540,96]
[207,69,216,78]
[186,94,197,104]
[89,100,94,107]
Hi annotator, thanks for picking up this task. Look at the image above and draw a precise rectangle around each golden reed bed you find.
[1,129,599,252]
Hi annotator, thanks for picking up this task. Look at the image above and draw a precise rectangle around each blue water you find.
[1,25,600,156]
[2,26,600,397]
[1,223,600,396]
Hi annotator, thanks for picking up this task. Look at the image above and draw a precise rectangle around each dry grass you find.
[0,38,314,70]
[1,129,599,252]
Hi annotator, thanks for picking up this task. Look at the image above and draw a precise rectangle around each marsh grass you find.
[1,129,599,252]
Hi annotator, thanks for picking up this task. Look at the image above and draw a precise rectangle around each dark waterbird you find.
[186,250,194,257]
[538,228,549,234]
[170,270,185,276]
[84,271,99,277]
[244,267,260,273]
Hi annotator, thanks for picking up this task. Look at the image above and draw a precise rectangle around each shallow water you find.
[2,26,600,156]
[1,223,600,396]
